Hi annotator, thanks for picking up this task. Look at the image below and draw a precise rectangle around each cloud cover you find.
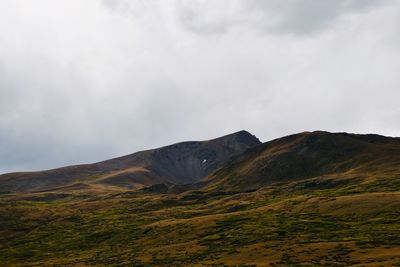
[0,0,399,173]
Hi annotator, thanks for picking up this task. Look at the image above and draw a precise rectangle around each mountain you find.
[204,131,400,191]
[1,130,399,266]
[0,130,260,193]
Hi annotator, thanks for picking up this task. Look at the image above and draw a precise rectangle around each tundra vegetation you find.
[0,131,399,266]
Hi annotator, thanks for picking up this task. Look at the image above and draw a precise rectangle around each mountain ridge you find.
[1,130,399,194]
[0,130,261,193]
[203,130,400,191]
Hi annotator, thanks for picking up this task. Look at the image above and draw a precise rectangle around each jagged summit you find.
[208,130,261,150]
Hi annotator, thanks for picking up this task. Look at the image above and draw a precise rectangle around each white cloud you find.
[0,0,399,173]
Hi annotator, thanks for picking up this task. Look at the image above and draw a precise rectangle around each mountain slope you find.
[205,131,400,191]
[0,130,261,193]
[0,130,399,266]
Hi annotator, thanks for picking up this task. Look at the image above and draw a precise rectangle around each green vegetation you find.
[0,175,399,266]
[1,131,400,266]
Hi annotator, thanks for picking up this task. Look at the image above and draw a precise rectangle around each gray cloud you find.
[0,0,399,173]
[174,0,392,36]
[245,0,389,35]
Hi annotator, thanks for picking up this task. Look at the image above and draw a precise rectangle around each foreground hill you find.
[205,131,400,191]
[0,130,260,193]
[0,130,399,266]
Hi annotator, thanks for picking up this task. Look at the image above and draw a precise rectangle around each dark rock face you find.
[146,131,261,184]
[0,130,261,192]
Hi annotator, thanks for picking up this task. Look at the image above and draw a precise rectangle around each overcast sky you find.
[0,0,399,173]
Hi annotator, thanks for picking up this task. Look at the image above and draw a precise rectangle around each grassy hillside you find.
[205,131,400,191]
[1,174,399,266]
[0,131,399,266]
